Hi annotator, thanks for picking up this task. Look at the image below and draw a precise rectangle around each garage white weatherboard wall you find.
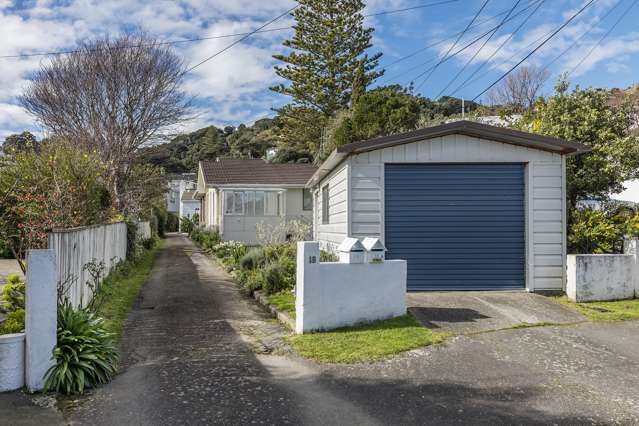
[311,122,588,292]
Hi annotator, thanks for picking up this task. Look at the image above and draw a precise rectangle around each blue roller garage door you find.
[385,163,525,291]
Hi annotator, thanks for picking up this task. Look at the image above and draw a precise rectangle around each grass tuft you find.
[267,291,296,319]
[95,240,164,341]
[555,296,639,321]
[289,314,447,364]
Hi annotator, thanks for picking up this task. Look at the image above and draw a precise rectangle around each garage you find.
[308,120,589,293]
[384,163,525,290]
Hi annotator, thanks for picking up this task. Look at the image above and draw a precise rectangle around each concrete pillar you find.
[25,249,57,392]
[624,238,639,298]
[296,242,320,334]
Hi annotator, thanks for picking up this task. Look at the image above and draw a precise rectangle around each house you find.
[167,173,196,217]
[195,159,317,244]
[307,120,590,293]
[180,190,200,219]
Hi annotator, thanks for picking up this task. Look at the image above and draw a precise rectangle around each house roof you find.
[181,190,197,202]
[200,159,317,187]
[308,120,591,187]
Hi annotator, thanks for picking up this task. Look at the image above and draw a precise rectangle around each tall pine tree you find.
[271,0,383,160]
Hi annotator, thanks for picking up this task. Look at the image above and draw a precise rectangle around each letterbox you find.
[337,237,365,264]
[362,237,386,263]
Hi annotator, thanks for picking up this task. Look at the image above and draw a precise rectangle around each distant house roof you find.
[308,120,591,187]
[181,190,197,202]
[200,159,317,186]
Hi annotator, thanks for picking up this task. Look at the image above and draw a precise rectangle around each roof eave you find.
[306,150,347,188]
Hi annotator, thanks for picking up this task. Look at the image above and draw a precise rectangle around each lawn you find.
[267,291,296,319]
[95,240,164,341]
[556,296,639,321]
[289,315,447,364]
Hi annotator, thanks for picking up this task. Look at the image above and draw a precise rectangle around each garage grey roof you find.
[308,120,590,187]
[200,159,317,186]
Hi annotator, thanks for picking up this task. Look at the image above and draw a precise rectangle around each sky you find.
[1,0,639,196]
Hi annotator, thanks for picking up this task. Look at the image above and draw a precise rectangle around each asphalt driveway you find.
[7,235,637,425]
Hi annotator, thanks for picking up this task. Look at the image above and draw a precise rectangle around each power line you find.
[449,0,545,96]
[366,0,460,17]
[184,5,298,74]
[0,1,458,60]
[434,0,523,98]
[567,0,638,77]
[414,0,491,91]
[472,0,597,102]
[378,0,544,84]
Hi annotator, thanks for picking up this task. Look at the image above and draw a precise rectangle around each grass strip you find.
[267,291,296,319]
[289,314,447,364]
[555,296,639,321]
[95,240,164,341]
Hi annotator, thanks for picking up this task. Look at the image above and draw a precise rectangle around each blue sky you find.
[0,0,638,140]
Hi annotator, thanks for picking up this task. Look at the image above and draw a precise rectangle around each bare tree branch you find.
[487,64,549,113]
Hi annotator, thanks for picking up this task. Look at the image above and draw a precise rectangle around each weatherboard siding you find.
[345,134,566,292]
[314,161,349,248]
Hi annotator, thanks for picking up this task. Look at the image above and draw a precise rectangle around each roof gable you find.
[200,159,317,186]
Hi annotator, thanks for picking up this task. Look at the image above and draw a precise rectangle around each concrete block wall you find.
[296,241,406,333]
[566,254,634,302]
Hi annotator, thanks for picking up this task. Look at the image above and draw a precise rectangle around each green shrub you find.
[166,212,179,233]
[569,208,621,254]
[141,237,158,250]
[320,250,338,262]
[262,262,288,295]
[189,227,221,250]
[240,248,266,271]
[242,269,265,295]
[125,220,138,259]
[180,215,197,234]
[1,273,25,313]
[44,302,118,395]
[0,308,25,334]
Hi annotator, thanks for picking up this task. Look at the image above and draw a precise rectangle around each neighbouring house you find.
[180,190,200,219]
[195,159,317,244]
[167,173,196,218]
[307,120,590,293]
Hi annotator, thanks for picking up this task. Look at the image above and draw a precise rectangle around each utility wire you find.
[472,0,597,101]
[378,0,544,84]
[0,1,457,60]
[433,0,523,98]
[382,0,543,70]
[449,0,545,96]
[566,0,638,77]
[414,0,491,91]
[184,5,298,74]
[539,0,624,75]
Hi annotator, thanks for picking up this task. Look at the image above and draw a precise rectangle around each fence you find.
[136,221,152,241]
[48,222,127,308]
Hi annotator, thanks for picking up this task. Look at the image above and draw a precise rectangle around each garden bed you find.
[253,290,295,329]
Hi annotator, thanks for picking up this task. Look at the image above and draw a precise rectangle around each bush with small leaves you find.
[240,248,266,271]
[44,302,118,394]
[1,273,25,314]
[0,308,25,334]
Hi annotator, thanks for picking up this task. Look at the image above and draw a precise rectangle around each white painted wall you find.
[295,241,407,333]
[313,134,567,292]
[313,161,349,249]
[0,333,24,392]
[567,254,635,302]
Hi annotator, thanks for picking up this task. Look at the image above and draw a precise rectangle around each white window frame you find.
[224,191,245,215]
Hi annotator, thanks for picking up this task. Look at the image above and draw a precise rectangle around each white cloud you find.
[0,103,39,140]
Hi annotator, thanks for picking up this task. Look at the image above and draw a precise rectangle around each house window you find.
[322,185,329,224]
[224,191,244,215]
[303,188,313,211]
[224,190,280,216]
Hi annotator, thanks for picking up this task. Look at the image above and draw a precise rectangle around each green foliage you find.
[180,215,198,234]
[141,237,158,250]
[1,131,39,155]
[166,212,179,233]
[261,262,288,295]
[152,206,168,238]
[1,273,25,313]
[324,85,422,157]
[0,309,25,334]
[189,226,221,251]
[568,208,621,254]
[271,0,382,117]
[44,302,118,394]
[518,78,639,208]
[240,247,266,271]
[320,250,338,262]
[0,140,115,260]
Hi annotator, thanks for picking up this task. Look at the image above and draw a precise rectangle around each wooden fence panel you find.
[48,222,127,308]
